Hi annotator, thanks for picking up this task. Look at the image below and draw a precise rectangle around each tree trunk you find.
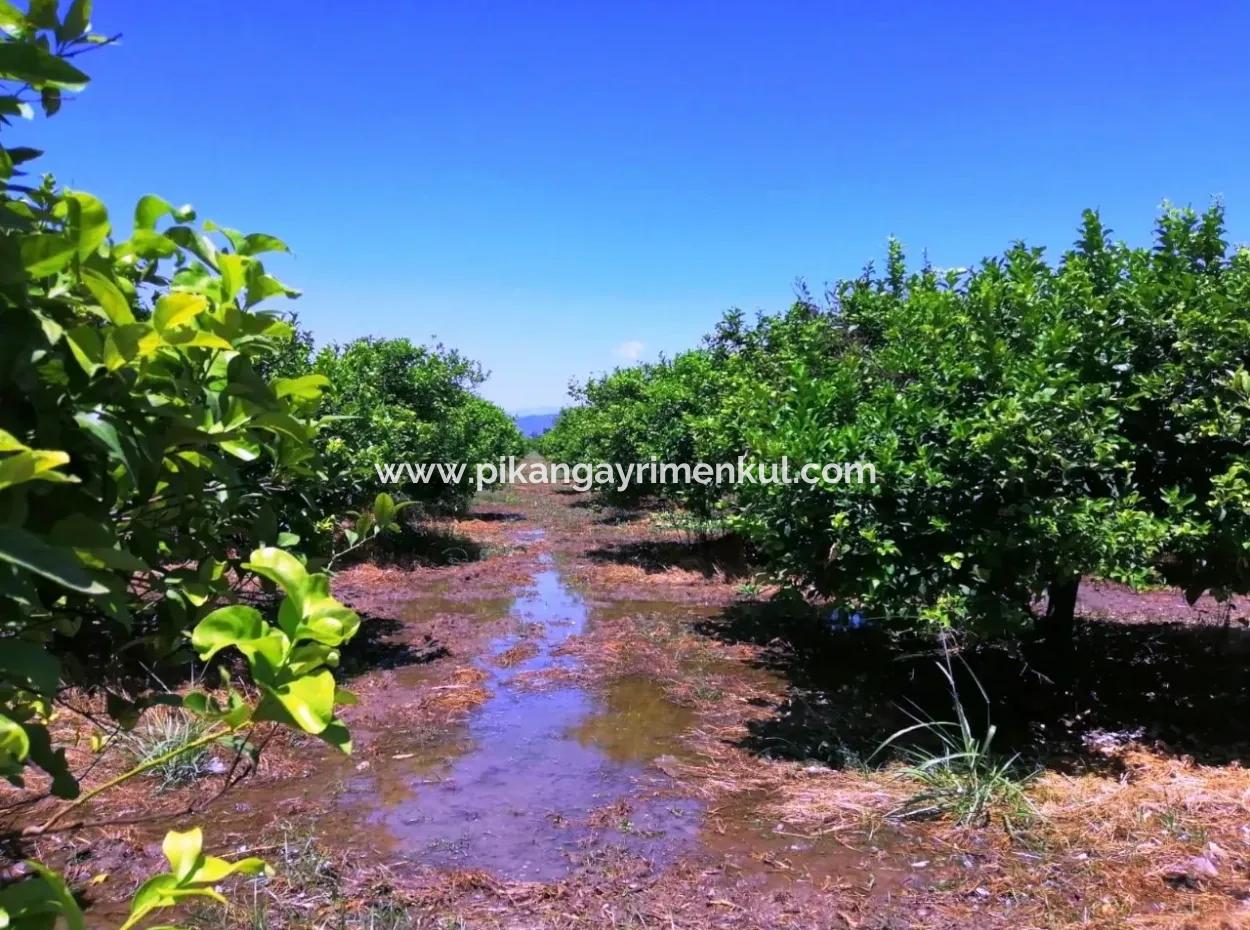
[1039,575,1081,648]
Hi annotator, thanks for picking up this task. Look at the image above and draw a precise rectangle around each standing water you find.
[353,537,700,880]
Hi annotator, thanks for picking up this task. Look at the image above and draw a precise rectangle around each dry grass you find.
[412,666,490,717]
[1017,749,1250,927]
[494,641,540,667]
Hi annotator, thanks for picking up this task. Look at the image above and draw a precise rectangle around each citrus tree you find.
[0,5,374,926]
[539,351,726,513]
[731,209,1250,639]
[548,211,1250,643]
[311,336,525,512]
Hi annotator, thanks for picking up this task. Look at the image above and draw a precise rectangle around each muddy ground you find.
[6,482,1250,929]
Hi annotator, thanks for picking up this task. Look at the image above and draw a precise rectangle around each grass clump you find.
[121,707,215,790]
[875,644,1037,828]
[650,509,729,542]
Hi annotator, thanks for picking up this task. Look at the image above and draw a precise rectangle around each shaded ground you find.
[5,481,1250,929]
[699,599,1250,769]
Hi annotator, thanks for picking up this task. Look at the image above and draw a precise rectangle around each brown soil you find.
[4,482,1250,929]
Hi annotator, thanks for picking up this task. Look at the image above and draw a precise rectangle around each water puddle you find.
[571,675,695,763]
[344,537,700,880]
[393,584,516,626]
[331,536,924,890]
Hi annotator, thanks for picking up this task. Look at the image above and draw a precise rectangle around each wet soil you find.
[341,548,702,882]
[7,481,1250,929]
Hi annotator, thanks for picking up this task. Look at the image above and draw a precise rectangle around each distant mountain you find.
[514,412,558,438]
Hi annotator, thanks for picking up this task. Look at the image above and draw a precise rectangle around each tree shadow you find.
[586,534,751,580]
[350,524,485,567]
[336,612,449,679]
[467,511,526,523]
[695,599,1250,769]
[595,510,645,526]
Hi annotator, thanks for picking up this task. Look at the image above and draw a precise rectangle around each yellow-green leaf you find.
[20,234,75,277]
[63,191,109,259]
[0,429,28,453]
[103,325,162,370]
[81,269,134,324]
[161,828,204,882]
[152,293,208,332]
[161,328,233,351]
[0,448,74,491]
[218,253,248,303]
[0,713,30,764]
[273,374,330,402]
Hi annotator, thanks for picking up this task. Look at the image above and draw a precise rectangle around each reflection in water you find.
[355,545,700,880]
[572,675,694,764]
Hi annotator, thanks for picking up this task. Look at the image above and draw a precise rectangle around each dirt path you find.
[18,480,1250,929]
[312,484,904,927]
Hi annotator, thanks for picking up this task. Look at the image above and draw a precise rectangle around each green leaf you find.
[0,1,25,35]
[120,228,177,259]
[73,411,138,483]
[0,41,90,89]
[39,84,59,116]
[21,724,78,798]
[0,429,27,452]
[65,324,103,375]
[190,605,265,660]
[25,0,55,28]
[0,95,29,121]
[152,292,208,332]
[317,717,352,754]
[244,262,299,306]
[81,268,134,324]
[0,641,60,695]
[0,525,107,594]
[0,864,85,930]
[63,190,108,258]
[0,447,73,490]
[188,854,269,884]
[20,233,75,276]
[240,233,290,256]
[127,874,179,923]
[218,252,247,302]
[372,492,396,528]
[202,219,245,251]
[162,828,204,882]
[103,324,162,370]
[6,146,40,165]
[258,669,335,734]
[164,225,218,268]
[242,547,308,598]
[161,328,233,350]
[0,713,31,764]
[273,374,329,402]
[56,0,90,42]
[219,439,260,461]
[134,194,175,230]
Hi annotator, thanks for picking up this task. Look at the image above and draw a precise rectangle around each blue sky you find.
[22,1,1250,411]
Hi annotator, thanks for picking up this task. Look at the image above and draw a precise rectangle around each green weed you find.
[874,644,1037,828]
[121,708,215,791]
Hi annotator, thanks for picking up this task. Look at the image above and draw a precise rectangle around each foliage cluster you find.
[543,210,1250,635]
[0,5,515,927]
[539,351,722,511]
[305,337,525,514]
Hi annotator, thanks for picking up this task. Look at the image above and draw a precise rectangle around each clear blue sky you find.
[22,1,1250,411]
